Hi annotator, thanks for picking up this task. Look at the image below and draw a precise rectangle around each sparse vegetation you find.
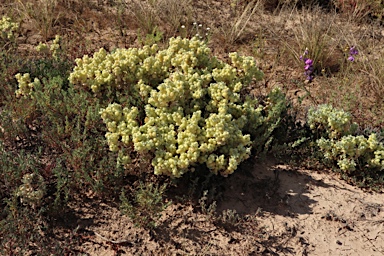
[120,182,171,229]
[0,0,383,254]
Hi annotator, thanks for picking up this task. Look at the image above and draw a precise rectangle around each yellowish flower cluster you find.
[0,15,19,42]
[72,37,265,177]
[69,44,163,93]
[15,73,41,98]
[36,35,62,58]
[16,173,46,208]
[50,35,61,59]
[100,103,139,152]
[310,105,384,173]
[308,104,357,139]
[317,133,384,173]
[36,42,50,54]
[228,52,263,84]
[372,150,384,168]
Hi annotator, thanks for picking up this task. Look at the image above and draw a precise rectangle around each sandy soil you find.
[60,160,383,255]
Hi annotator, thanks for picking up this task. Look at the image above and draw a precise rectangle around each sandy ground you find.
[61,160,383,255]
[233,164,384,256]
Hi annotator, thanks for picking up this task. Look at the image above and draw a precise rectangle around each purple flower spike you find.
[305,59,313,66]
[347,46,358,62]
[349,46,358,56]
[300,49,314,82]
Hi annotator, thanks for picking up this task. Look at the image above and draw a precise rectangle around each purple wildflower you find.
[300,48,314,82]
[304,59,313,71]
[300,48,309,61]
[349,46,358,56]
[305,59,313,65]
[347,46,358,62]
[347,56,355,62]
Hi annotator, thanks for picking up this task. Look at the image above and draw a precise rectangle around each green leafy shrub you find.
[24,74,121,196]
[0,47,129,253]
[0,142,41,207]
[0,142,54,255]
[9,47,124,204]
[308,104,384,181]
[69,37,287,178]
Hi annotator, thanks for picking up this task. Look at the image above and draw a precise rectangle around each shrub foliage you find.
[308,104,384,180]
[69,37,287,177]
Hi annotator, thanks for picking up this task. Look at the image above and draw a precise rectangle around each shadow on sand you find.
[216,157,332,217]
